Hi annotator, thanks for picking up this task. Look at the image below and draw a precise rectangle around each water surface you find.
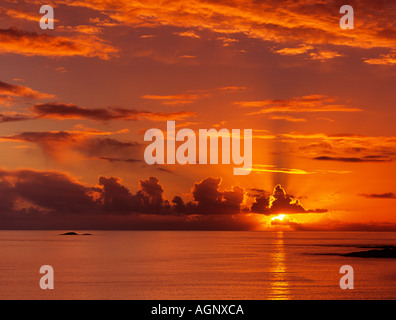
[1,231,395,300]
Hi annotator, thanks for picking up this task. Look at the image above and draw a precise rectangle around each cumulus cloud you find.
[250,184,327,215]
[176,177,246,215]
[0,171,258,229]
[0,170,172,219]
[0,168,327,225]
[0,169,99,217]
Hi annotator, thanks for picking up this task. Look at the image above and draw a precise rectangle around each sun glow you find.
[271,214,286,221]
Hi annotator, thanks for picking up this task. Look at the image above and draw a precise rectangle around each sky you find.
[0,0,395,230]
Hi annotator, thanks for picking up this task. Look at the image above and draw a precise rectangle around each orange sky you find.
[0,0,396,230]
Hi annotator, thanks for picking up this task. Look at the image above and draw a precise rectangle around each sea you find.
[0,231,395,300]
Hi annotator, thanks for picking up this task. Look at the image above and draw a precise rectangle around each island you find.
[60,232,92,236]
[341,246,396,258]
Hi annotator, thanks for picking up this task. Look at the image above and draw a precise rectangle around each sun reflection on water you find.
[268,231,290,300]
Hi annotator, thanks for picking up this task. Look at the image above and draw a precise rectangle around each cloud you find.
[0,7,57,23]
[313,156,392,163]
[249,165,311,175]
[308,50,342,61]
[360,193,396,199]
[0,170,245,229]
[268,115,307,123]
[250,193,270,214]
[250,184,327,215]
[248,164,350,175]
[281,132,396,163]
[174,30,201,39]
[141,86,245,106]
[0,113,31,123]
[272,44,314,56]
[141,94,201,106]
[97,176,138,214]
[364,50,396,66]
[57,25,103,35]
[0,129,140,161]
[44,0,396,53]
[32,102,196,121]
[0,27,118,59]
[0,168,331,229]
[97,176,172,214]
[235,95,361,114]
[0,169,98,216]
[176,177,246,215]
[218,86,247,93]
[0,170,173,219]
[93,156,141,164]
[0,80,54,104]
[272,44,343,60]
[217,36,239,47]
[3,1,395,66]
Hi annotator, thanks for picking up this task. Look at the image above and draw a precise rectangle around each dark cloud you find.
[245,188,268,198]
[270,185,306,214]
[237,95,361,114]
[0,171,251,228]
[94,156,141,163]
[0,169,328,229]
[78,138,141,158]
[136,176,171,213]
[0,170,172,220]
[172,196,186,214]
[313,155,392,162]
[0,169,98,216]
[0,80,53,103]
[0,130,142,161]
[250,184,327,215]
[33,103,123,121]
[250,193,271,214]
[0,113,31,123]
[97,176,138,214]
[12,170,98,213]
[32,102,195,122]
[360,193,396,199]
[176,177,246,215]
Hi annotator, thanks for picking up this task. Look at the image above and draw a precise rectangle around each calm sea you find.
[0,231,395,300]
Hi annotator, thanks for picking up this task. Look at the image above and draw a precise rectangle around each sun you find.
[271,214,286,221]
